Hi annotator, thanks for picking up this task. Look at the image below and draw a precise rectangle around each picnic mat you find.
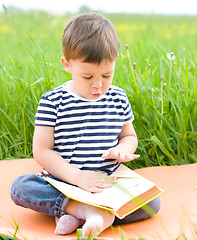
[0,159,197,240]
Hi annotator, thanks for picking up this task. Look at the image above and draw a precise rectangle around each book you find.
[44,164,164,219]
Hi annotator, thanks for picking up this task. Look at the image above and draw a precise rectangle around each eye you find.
[102,75,111,79]
[82,76,93,80]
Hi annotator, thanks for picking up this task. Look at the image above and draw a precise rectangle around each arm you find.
[33,126,80,184]
[33,126,116,192]
[102,122,140,162]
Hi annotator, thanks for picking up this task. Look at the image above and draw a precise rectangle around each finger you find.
[125,153,140,161]
[102,148,118,159]
[119,152,126,161]
[111,149,120,159]
[95,173,111,184]
[102,150,110,158]
[96,182,112,189]
[125,153,135,161]
[90,186,104,193]
[110,176,118,183]
[101,174,117,185]
[132,154,140,159]
[111,175,118,180]
[103,175,117,184]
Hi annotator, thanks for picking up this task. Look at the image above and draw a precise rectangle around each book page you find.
[45,178,94,204]
[111,164,141,178]
[45,173,156,211]
[92,177,155,210]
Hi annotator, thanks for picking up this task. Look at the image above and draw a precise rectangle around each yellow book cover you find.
[44,164,164,219]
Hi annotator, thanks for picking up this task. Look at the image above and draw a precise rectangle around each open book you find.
[44,164,163,219]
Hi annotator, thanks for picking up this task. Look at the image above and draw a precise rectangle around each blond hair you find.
[62,13,120,63]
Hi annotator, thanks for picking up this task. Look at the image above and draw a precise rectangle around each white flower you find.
[167,52,176,60]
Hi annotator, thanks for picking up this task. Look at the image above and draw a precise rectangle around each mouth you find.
[91,93,102,98]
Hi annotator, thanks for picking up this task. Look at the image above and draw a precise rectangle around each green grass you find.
[1,215,196,240]
[0,8,196,167]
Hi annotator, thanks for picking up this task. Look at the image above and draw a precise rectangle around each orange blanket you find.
[0,159,197,239]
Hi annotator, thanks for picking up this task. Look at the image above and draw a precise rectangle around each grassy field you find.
[0,8,196,168]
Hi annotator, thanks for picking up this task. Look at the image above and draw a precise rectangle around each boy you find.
[10,13,160,237]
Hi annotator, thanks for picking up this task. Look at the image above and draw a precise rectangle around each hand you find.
[102,147,140,162]
[75,170,117,193]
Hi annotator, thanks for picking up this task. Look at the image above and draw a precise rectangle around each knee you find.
[10,175,25,205]
[10,174,35,206]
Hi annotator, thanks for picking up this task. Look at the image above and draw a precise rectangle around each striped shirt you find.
[35,84,134,175]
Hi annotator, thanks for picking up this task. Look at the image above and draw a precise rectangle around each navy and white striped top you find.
[35,84,134,175]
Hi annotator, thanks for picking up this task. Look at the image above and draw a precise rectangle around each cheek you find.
[104,79,113,88]
[78,80,90,91]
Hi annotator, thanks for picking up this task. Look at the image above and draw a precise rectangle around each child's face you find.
[62,58,116,100]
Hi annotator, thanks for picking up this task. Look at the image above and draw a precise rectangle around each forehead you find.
[70,59,116,74]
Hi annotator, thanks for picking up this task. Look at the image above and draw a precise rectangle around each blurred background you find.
[1,0,197,15]
[0,0,196,167]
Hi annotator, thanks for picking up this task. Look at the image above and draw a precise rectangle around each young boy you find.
[10,13,160,237]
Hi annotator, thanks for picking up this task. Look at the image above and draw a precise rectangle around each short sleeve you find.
[123,94,134,125]
[35,94,57,127]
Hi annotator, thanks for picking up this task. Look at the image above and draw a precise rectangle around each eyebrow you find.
[103,71,113,75]
[81,71,113,75]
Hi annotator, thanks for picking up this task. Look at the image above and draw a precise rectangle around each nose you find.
[92,79,102,89]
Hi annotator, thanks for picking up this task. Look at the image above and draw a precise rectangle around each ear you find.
[61,57,71,73]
